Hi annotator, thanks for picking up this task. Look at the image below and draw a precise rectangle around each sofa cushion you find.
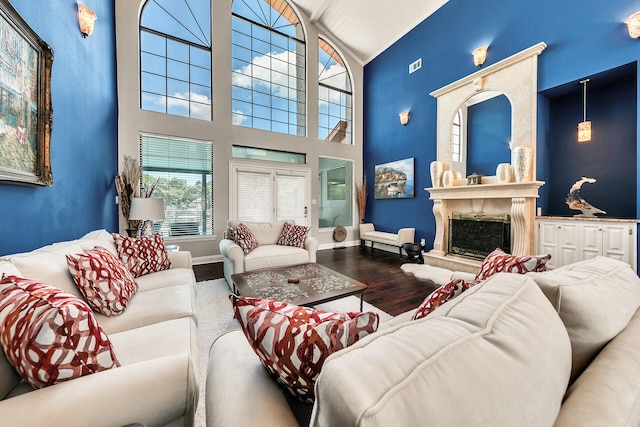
[7,245,89,300]
[244,245,310,272]
[311,273,571,426]
[412,278,477,320]
[554,307,640,426]
[229,223,259,254]
[134,267,195,292]
[527,256,640,382]
[231,295,379,403]
[66,247,138,316]
[475,247,550,281]
[96,283,195,335]
[0,276,120,389]
[112,233,172,277]
[229,220,289,246]
[277,222,310,248]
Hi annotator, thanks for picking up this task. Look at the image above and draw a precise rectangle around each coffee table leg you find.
[360,292,364,311]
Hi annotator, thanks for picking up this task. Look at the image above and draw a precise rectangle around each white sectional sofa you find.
[219,220,319,289]
[0,230,199,427]
[206,256,640,426]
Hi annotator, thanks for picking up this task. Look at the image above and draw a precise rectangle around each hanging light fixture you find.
[578,79,591,142]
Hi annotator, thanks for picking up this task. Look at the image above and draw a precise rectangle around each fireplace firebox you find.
[448,213,511,260]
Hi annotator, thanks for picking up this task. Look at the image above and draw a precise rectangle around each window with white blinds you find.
[236,170,273,222]
[231,162,309,226]
[140,134,213,237]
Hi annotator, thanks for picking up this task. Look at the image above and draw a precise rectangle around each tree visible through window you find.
[140,0,212,120]
[140,135,213,237]
[318,38,352,144]
[231,0,306,136]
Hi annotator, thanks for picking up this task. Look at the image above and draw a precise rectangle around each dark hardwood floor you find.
[193,246,438,316]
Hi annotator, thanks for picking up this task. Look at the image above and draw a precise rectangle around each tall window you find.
[140,0,212,120]
[318,38,352,144]
[140,134,213,237]
[231,0,306,136]
[318,157,353,228]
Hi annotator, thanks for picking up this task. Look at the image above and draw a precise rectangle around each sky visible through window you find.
[318,38,352,144]
[140,0,212,120]
[231,0,306,136]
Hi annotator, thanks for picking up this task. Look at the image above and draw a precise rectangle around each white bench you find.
[359,223,415,256]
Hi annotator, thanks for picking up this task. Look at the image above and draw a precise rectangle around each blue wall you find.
[0,1,118,255]
[467,94,511,177]
[364,0,640,248]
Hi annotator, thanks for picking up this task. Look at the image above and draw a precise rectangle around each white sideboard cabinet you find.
[536,217,638,272]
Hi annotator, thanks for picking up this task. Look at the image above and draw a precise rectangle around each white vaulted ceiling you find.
[290,0,449,64]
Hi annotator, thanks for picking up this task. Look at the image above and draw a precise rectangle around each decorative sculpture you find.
[566,177,606,217]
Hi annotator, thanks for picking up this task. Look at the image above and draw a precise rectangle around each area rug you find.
[193,278,393,426]
[401,263,457,285]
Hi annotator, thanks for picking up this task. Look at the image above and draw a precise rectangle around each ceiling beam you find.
[309,0,334,23]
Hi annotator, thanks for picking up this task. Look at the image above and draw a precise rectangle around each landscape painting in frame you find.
[374,157,415,199]
[0,0,53,186]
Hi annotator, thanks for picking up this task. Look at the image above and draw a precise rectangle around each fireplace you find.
[449,213,510,260]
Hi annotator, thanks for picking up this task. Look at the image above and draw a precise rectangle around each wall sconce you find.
[578,79,592,142]
[78,3,97,38]
[399,111,410,125]
[625,11,640,39]
[472,46,488,67]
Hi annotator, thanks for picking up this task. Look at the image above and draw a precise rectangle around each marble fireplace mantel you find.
[425,181,544,272]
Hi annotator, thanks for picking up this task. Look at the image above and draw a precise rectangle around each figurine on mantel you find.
[566,177,606,217]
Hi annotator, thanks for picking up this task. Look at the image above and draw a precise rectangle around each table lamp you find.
[129,198,165,237]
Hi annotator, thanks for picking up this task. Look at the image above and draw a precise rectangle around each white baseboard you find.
[193,255,223,265]
[318,240,361,251]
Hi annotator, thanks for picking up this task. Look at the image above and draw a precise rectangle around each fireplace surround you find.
[425,43,547,272]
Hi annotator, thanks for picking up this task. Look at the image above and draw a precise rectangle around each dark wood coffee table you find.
[231,263,368,311]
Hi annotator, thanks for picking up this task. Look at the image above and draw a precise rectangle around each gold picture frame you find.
[0,0,53,186]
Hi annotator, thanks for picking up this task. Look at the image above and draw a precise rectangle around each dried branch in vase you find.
[355,177,367,223]
[115,155,142,231]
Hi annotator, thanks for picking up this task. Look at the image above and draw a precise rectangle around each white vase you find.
[511,145,534,182]
[430,161,444,188]
[496,163,514,183]
[442,170,455,187]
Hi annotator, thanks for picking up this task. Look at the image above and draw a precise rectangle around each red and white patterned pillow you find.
[229,224,259,254]
[0,275,121,389]
[277,222,310,248]
[230,295,379,402]
[412,278,477,320]
[66,247,138,316]
[475,248,551,282]
[112,233,172,277]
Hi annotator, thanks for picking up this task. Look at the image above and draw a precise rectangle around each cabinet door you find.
[602,224,630,264]
[538,221,559,269]
[580,223,602,261]
[558,223,580,266]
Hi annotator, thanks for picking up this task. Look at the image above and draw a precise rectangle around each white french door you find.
[230,162,310,226]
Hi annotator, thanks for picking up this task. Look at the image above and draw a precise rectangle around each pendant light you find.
[578,79,591,142]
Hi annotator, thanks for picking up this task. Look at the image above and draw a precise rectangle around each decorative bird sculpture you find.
[566,177,606,217]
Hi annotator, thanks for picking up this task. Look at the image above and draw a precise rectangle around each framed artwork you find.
[374,157,415,199]
[0,0,53,186]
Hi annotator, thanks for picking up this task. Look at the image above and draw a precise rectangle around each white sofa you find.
[219,220,319,290]
[206,256,640,426]
[0,230,199,427]
[358,223,415,256]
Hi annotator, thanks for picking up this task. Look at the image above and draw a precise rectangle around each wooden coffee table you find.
[231,263,368,311]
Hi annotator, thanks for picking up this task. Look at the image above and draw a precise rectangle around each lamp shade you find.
[129,198,165,220]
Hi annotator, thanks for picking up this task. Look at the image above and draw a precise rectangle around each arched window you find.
[139,0,211,120]
[318,38,352,145]
[231,0,306,136]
